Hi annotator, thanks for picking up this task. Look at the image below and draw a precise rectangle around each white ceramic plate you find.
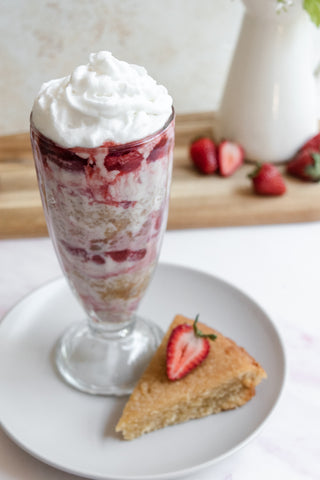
[0,263,286,480]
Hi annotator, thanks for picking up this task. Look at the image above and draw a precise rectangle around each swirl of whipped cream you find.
[32,51,173,148]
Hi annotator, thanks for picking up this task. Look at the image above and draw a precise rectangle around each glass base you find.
[55,316,163,396]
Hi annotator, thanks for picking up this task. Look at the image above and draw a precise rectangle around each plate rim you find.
[0,262,287,480]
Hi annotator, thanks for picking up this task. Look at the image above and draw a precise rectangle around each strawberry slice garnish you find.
[287,150,320,182]
[249,163,286,196]
[190,137,218,174]
[166,315,217,381]
[218,140,244,177]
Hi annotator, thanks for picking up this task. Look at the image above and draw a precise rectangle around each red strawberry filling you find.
[37,136,89,172]
[60,240,146,264]
[104,149,143,173]
[107,249,147,262]
[147,135,170,163]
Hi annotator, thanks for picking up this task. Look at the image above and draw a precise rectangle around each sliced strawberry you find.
[166,315,217,381]
[147,135,170,163]
[287,150,320,182]
[104,149,143,173]
[107,249,146,262]
[249,163,286,196]
[218,140,244,177]
[190,137,218,174]
[299,133,320,153]
[91,255,106,265]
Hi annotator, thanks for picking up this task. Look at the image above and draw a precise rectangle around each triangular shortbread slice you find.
[116,314,267,440]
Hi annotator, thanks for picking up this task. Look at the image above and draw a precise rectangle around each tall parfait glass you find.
[30,109,175,395]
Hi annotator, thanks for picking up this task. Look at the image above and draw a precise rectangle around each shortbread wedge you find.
[116,314,267,440]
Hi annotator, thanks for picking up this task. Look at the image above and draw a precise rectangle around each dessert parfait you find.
[30,51,174,395]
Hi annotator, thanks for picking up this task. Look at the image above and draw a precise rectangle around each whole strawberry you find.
[190,137,218,174]
[299,132,320,153]
[166,315,217,381]
[287,150,320,182]
[249,163,286,196]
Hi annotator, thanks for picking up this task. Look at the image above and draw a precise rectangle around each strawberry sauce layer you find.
[31,117,174,324]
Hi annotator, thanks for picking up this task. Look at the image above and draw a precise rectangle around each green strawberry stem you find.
[193,315,217,341]
[306,152,320,180]
[248,163,262,179]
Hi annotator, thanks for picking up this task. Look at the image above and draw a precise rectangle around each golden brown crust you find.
[116,314,267,440]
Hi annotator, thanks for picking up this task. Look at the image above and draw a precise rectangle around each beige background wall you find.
[1,0,320,136]
[0,0,244,135]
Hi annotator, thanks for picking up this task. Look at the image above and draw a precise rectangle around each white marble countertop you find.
[1,223,320,480]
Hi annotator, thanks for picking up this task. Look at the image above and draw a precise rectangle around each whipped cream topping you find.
[32,51,173,148]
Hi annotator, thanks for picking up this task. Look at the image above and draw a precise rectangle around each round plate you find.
[0,263,286,480]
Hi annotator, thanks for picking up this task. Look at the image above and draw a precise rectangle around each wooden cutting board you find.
[0,112,319,239]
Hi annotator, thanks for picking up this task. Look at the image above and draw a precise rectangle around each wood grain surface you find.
[0,112,318,239]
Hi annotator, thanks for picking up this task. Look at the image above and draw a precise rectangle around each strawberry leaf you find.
[303,0,320,27]
[305,152,320,180]
[248,163,262,179]
[193,315,217,341]
[277,0,320,27]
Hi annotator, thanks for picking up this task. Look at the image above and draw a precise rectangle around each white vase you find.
[218,0,318,163]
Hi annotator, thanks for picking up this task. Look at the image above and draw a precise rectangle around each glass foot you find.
[55,316,163,396]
